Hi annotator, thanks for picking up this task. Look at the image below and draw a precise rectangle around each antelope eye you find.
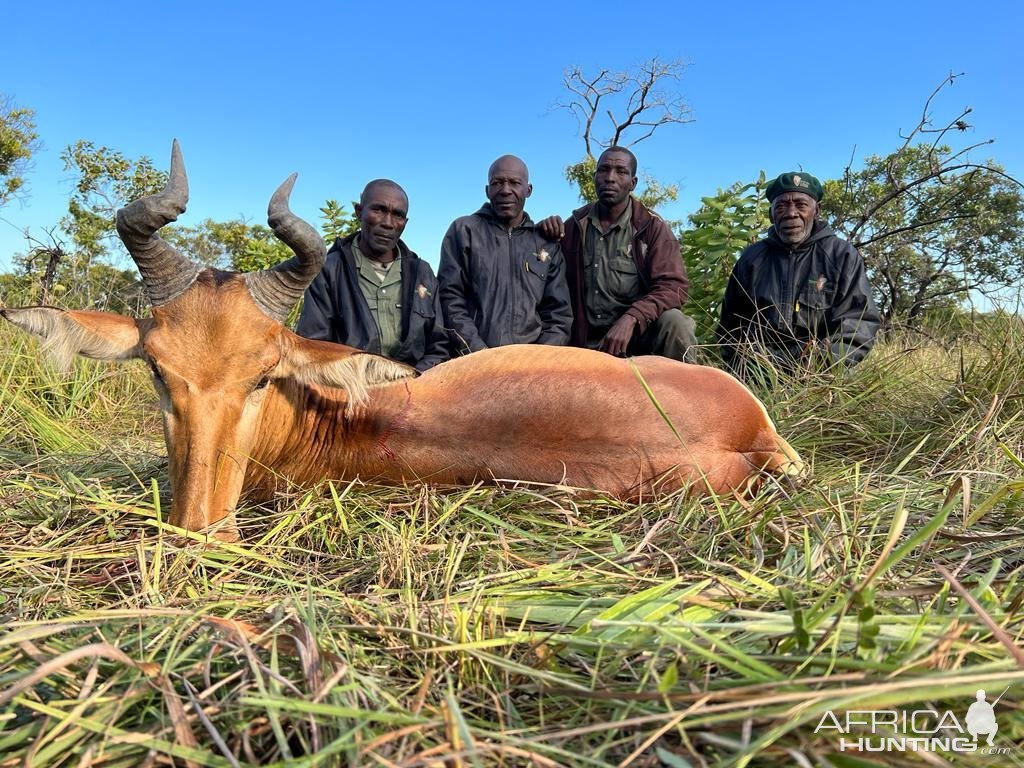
[149,362,164,382]
[254,375,271,391]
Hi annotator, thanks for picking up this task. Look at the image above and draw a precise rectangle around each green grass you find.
[1,319,1023,767]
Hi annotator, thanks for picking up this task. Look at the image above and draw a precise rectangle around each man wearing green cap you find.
[716,171,880,375]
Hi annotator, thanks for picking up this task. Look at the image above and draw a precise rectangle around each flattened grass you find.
[1,319,1023,766]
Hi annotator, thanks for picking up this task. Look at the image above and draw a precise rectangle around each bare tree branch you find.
[553,57,693,158]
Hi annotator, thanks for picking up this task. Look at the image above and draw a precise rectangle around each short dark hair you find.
[599,146,637,176]
[359,179,406,207]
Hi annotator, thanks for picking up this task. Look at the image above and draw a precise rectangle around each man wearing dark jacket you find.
[437,155,572,355]
[296,179,449,372]
[539,146,696,361]
[716,171,880,375]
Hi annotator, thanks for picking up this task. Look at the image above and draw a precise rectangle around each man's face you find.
[770,191,818,245]
[355,184,409,259]
[486,158,532,225]
[594,150,637,208]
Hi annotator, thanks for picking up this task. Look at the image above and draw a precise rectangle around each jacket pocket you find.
[795,282,833,332]
[523,253,549,300]
[607,255,641,300]
[412,292,435,318]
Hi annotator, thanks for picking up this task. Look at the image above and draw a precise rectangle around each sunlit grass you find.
[1,318,1023,766]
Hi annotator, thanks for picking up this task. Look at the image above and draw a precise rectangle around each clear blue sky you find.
[2,1,1022,274]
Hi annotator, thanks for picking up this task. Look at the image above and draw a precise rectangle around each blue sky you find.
[2,1,1022,274]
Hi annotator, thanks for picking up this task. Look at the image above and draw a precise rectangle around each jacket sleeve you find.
[416,278,452,371]
[294,264,336,340]
[716,262,752,369]
[536,244,573,345]
[437,221,487,355]
[623,216,688,333]
[829,244,881,365]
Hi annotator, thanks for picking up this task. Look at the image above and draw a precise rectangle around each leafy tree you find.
[167,219,291,272]
[0,94,40,207]
[555,58,692,209]
[58,141,167,305]
[5,141,167,310]
[822,74,1024,324]
[168,201,359,273]
[320,199,360,244]
[680,174,769,342]
[824,148,1024,323]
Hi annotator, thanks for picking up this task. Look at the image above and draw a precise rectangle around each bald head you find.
[486,155,532,227]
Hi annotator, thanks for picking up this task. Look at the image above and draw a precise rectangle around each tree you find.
[58,141,167,306]
[680,174,769,342]
[167,200,359,273]
[822,74,1024,324]
[167,219,291,272]
[0,94,41,207]
[555,58,693,209]
[320,199,360,244]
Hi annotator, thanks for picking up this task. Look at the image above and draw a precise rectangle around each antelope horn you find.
[115,140,203,306]
[244,174,326,322]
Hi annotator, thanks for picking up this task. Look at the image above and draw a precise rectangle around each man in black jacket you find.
[296,180,449,371]
[437,155,572,355]
[717,171,880,376]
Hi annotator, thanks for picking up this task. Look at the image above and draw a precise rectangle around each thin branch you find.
[553,58,692,157]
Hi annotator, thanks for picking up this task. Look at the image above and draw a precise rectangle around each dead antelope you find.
[2,142,803,541]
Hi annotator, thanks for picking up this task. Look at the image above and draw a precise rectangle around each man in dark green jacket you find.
[716,171,880,376]
[296,179,449,371]
[538,146,696,361]
[438,155,572,355]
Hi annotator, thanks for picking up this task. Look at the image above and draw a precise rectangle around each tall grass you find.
[1,317,1022,766]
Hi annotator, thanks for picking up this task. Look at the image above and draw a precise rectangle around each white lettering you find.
[814,711,844,733]
[910,709,939,733]
[873,709,898,733]
[934,709,964,733]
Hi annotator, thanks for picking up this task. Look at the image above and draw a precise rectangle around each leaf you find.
[655,746,693,768]
[658,662,679,694]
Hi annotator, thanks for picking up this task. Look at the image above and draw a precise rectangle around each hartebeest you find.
[2,142,803,540]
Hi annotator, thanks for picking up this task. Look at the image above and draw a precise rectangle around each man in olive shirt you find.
[539,146,696,361]
[296,179,449,371]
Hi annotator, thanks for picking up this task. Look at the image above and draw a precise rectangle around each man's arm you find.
[437,221,488,355]
[294,265,336,340]
[829,245,881,365]
[535,245,572,345]
[716,267,752,369]
[416,282,452,370]
[621,215,688,334]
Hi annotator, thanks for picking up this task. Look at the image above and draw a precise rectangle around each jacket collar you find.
[331,232,419,263]
[475,202,534,228]
[572,197,653,235]
[766,219,834,250]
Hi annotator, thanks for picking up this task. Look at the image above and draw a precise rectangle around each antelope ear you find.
[1,307,146,371]
[280,334,417,408]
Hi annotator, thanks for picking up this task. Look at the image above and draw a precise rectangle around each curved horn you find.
[115,140,203,306]
[244,174,326,322]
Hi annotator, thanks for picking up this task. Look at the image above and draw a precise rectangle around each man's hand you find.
[536,215,565,241]
[600,314,638,357]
